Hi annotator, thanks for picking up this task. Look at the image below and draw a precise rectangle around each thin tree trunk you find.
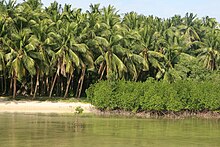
[76,67,85,98]
[49,71,58,98]
[78,73,85,98]
[3,72,7,95]
[70,75,74,93]
[43,76,47,96]
[10,77,13,96]
[33,69,39,99]
[64,74,72,98]
[61,76,64,96]
[75,77,81,98]
[56,75,60,96]
[50,76,54,89]
[46,76,49,95]
[41,77,45,96]
[0,72,3,94]
[100,65,106,80]
[98,62,104,74]
[13,72,17,99]
[30,76,34,96]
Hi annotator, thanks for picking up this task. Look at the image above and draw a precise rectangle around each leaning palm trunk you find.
[64,74,72,98]
[99,65,106,80]
[49,69,59,98]
[76,67,85,98]
[33,69,39,99]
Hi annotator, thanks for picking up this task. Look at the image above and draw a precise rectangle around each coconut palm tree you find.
[133,25,167,80]
[196,29,220,70]
[178,13,200,43]
[94,31,127,80]
[47,17,94,97]
[5,28,39,98]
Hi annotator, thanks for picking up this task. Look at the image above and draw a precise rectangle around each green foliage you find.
[86,79,220,112]
[75,106,84,114]
[0,0,220,99]
[86,81,115,110]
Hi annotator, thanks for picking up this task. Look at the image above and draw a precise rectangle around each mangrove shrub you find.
[86,79,220,112]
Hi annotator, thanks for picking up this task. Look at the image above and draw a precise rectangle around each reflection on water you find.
[0,113,219,147]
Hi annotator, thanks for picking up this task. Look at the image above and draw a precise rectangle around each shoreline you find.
[0,100,219,119]
[96,110,220,119]
[0,100,97,114]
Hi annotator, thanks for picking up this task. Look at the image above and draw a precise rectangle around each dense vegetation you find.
[86,80,220,112]
[0,0,220,100]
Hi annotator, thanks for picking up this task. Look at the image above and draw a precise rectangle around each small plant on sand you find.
[75,106,84,114]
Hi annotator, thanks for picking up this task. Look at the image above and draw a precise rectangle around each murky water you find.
[0,113,219,147]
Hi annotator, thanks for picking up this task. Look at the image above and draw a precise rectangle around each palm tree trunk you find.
[33,69,39,99]
[41,77,45,96]
[64,74,72,98]
[76,77,81,98]
[98,62,104,74]
[13,72,17,99]
[46,76,49,95]
[100,65,106,80]
[30,76,34,96]
[56,75,60,96]
[49,70,59,98]
[61,76,64,96]
[10,77,13,96]
[3,72,7,95]
[78,68,85,98]
[76,68,85,98]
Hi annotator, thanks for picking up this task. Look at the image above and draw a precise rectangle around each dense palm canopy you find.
[0,0,219,98]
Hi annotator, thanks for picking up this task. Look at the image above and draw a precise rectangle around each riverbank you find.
[96,110,220,119]
[0,99,219,119]
[0,99,96,114]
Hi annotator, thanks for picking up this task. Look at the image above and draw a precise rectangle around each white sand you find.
[0,100,96,113]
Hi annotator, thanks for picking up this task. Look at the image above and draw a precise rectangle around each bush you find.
[86,79,220,112]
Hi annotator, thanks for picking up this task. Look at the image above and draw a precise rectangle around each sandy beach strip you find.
[0,100,96,113]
